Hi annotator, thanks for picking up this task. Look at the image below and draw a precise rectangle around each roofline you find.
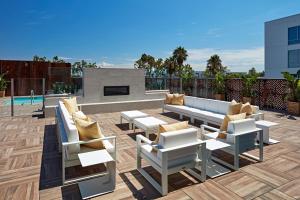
[265,13,300,24]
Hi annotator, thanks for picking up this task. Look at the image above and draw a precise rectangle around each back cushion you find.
[59,101,80,153]
[226,118,257,143]
[227,118,256,134]
[157,128,198,161]
[184,96,194,107]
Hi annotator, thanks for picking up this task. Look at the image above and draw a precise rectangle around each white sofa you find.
[163,96,264,125]
[137,128,206,196]
[201,118,263,170]
[56,101,116,185]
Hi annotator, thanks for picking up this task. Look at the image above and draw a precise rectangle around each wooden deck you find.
[0,108,299,200]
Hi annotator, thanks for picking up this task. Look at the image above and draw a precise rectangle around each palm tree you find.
[134,54,155,76]
[164,57,176,78]
[206,54,225,77]
[172,46,188,67]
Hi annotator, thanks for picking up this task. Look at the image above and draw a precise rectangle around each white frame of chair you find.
[200,124,263,170]
[55,106,117,185]
[61,136,116,185]
[136,134,206,196]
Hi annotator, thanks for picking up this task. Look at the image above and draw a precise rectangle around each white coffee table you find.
[120,110,149,130]
[78,150,116,199]
[255,120,279,144]
[204,139,231,178]
[133,116,167,138]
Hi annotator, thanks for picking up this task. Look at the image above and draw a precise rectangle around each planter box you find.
[214,94,225,101]
[287,101,300,116]
[242,97,252,104]
[0,90,5,97]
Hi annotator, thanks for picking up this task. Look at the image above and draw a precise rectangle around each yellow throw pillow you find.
[171,94,184,105]
[63,97,79,114]
[220,113,246,132]
[74,118,105,149]
[240,102,253,115]
[217,131,227,139]
[154,121,188,144]
[227,100,242,115]
[165,93,174,104]
[72,111,91,122]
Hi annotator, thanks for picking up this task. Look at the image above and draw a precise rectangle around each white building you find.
[265,13,300,78]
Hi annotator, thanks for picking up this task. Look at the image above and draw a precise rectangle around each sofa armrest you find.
[248,113,264,120]
[159,140,205,153]
[136,134,153,146]
[62,135,116,146]
[200,124,220,139]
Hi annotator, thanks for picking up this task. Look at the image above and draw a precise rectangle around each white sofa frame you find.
[55,106,116,185]
[136,134,206,196]
[200,124,263,170]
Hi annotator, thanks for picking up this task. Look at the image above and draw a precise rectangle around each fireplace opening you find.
[104,86,130,96]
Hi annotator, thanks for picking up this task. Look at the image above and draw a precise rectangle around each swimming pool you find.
[4,96,44,105]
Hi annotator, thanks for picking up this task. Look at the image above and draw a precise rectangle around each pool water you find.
[4,96,44,105]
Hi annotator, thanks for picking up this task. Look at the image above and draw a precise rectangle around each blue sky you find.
[0,0,299,72]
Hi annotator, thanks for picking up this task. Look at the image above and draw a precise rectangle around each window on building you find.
[288,26,300,45]
[288,49,300,68]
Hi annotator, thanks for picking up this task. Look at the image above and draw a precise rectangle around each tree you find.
[180,64,194,81]
[134,54,156,76]
[71,60,98,76]
[164,57,176,78]
[154,58,165,77]
[172,46,188,67]
[52,56,66,63]
[205,54,226,77]
[33,55,47,62]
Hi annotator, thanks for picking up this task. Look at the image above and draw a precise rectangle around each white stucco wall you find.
[82,68,165,103]
[265,14,300,78]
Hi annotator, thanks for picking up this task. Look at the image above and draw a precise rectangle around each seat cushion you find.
[74,119,105,149]
[141,144,197,168]
[164,104,194,115]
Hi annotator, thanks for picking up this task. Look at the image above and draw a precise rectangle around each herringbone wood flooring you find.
[0,109,299,200]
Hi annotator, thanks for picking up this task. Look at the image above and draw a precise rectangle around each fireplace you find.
[104,86,130,96]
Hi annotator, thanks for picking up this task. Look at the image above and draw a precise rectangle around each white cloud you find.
[58,57,92,61]
[187,47,264,72]
[96,61,134,69]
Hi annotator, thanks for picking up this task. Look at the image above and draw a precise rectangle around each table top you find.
[133,116,167,128]
[205,139,231,151]
[121,110,148,118]
[255,120,279,127]
[78,149,114,167]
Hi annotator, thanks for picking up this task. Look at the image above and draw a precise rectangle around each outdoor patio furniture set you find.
[55,95,279,197]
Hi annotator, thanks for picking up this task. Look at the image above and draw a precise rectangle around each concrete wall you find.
[45,98,164,117]
[265,14,300,78]
[83,68,161,103]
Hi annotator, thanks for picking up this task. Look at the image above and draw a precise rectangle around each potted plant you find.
[241,74,258,103]
[214,72,225,100]
[282,72,300,115]
[0,73,7,97]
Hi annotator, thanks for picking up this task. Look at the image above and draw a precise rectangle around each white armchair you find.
[136,128,206,196]
[55,102,116,185]
[201,118,263,170]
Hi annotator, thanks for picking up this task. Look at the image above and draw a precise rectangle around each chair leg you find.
[161,171,168,196]
[234,152,239,170]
